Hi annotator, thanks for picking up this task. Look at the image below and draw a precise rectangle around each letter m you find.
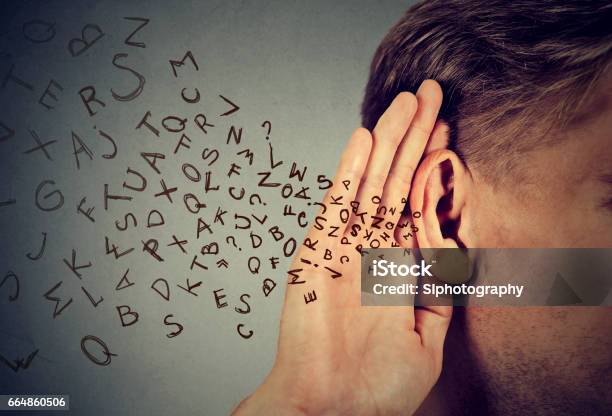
[170,51,199,77]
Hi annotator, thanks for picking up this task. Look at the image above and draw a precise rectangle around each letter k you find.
[421,260,433,276]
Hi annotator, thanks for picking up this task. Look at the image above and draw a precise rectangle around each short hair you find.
[362,0,612,178]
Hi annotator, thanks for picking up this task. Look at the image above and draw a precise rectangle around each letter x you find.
[23,130,57,160]
[154,179,178,203]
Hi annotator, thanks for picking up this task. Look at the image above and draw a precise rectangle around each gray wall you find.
[0,1,412,414]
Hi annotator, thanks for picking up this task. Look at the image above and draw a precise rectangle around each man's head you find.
[362,1,612,413]
[363,0,611,175]
[363,0,612,248]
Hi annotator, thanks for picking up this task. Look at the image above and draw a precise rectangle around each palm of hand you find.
[236,81,451,416]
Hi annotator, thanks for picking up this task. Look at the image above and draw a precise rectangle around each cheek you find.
[470,188,612,248]
[468,198,543,247]
[541,188,612,247]
[557,216,612,247]
[564,195,612,247]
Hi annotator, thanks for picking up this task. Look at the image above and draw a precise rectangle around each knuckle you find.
[336,169,360,188]
[409,122,431,136]
[388,168,414,186]
[374,127,403,145]
[361,173,386,191]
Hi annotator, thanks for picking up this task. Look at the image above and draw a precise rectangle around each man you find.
[234,1,612,414]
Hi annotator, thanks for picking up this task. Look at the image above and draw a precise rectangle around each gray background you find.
[0,1,412,415]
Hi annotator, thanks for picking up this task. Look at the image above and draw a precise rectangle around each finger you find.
[393,211,419,248]
[380,80,443,234]
[424,120,449,155]
[346,92,418,242]
[313,128,372,240]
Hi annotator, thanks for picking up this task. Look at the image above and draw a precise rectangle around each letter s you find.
[111,53,145,101]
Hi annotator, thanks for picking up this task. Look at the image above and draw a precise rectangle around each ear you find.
[409,143,474,250]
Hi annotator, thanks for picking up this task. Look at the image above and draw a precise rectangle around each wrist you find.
[232,377,306,416]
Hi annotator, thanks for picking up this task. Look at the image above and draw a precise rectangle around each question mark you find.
[226,235,241,251]
[261,120,272,141]
[249,193,266,206]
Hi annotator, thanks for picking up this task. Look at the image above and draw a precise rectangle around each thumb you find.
[415,306,452,375]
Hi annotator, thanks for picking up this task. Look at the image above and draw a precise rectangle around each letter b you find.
[116,305,139,327]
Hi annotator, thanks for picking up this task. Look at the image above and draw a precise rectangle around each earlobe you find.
[409,149,471,249]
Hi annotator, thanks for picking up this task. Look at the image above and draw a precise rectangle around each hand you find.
[234,80,451,416]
